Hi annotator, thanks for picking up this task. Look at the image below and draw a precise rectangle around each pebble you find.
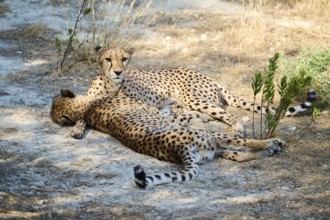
[242,116,250,122]
[287,126,297,131]
[99,179,108,185]
[32,181,46,187]
[200,34,207,41]
[181,48,189,53]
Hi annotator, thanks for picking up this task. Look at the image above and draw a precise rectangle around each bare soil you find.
[0,0,329,219]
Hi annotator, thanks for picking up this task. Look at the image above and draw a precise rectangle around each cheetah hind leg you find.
[217,146,282,162]
[134,149,200,188]
[216,138,285,161]
[210,132,285,151]
[71,119,86,139]
[208,133,285,161]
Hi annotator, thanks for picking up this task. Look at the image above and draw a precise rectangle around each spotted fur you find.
[88,46,316,137]
[50,46,317,188]
[51,90,285,188]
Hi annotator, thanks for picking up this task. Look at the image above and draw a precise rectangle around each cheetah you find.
[87,46,317,137]
[51,89,285,188]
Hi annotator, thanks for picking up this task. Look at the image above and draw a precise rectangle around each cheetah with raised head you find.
[87,46,316,137]
[51,89,285,188]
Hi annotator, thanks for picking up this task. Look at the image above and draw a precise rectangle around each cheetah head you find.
[50,89,87,126]
[95,46,135,83]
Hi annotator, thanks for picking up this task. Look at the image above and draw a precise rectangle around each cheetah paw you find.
[261,138,286,157]
[71,128,84,139]
[233,122,246,139]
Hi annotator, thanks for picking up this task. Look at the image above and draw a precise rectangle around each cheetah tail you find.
[134,153,200,188]
[285,89,317,116]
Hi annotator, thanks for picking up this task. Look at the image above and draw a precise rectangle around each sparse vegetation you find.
[53,0,156,75]
[0,2,11,17]
[54,0,92,73]
[0,24,52,41]
[251,52,313,139]
[225,0,330,59]
[278,48,330,107]
[246,0,330,20]
[1,1,330,219]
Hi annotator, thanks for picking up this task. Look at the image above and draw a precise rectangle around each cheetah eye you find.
[122,57,128,62]
[105,58,111,62]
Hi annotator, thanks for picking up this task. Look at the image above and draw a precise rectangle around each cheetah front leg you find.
[70,119,86,139]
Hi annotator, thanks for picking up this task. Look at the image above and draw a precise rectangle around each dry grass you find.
[0,2,11,17]
[258,0,329,19]
[96,0,157,48]
[17,24,53,39]
[228,0,330,21]
[130,0,329,103]
[0,24,53,41]
[51,0,162,75]
[223,1,330,57]
[1,2,329,219]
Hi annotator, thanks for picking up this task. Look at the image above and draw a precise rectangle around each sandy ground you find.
[0,0,329,219]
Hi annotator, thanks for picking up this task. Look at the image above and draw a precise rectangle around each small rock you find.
[37,200,46,205]
[32,181,46,187]
[200,34,207,41]
[165,36,171,41]
[242,116,250,122]
[181,48,189,53]
[321,110,328,116]
[287,126,297,131]
[99,179,108,185]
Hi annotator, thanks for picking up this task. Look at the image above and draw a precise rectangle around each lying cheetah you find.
[51,89,285,188]
[87,46,316,136]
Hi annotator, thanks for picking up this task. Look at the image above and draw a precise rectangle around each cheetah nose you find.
[114,70,122,76]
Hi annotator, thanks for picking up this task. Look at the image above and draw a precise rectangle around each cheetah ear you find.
[95,45,102,52]
[127,47,135,56]
[60,89,75,98]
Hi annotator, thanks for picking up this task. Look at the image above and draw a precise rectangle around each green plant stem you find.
[66,26,92,68]
[252,97,256,139]
[259,91,264,139]
[60,0,87,71]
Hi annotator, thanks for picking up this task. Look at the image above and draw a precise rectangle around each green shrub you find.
[278,48,330,108]
[252,52,313,139]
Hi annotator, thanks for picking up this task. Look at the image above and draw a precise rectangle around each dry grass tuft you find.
[17,24,54,39]
[232,0,330,21]
[88,0,160,48]
[0,24,54,41]
[0,2,11,17]
[51,0,161,75]
[222,1,330,59]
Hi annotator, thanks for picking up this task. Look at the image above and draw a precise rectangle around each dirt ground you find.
[0,0,329,219]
